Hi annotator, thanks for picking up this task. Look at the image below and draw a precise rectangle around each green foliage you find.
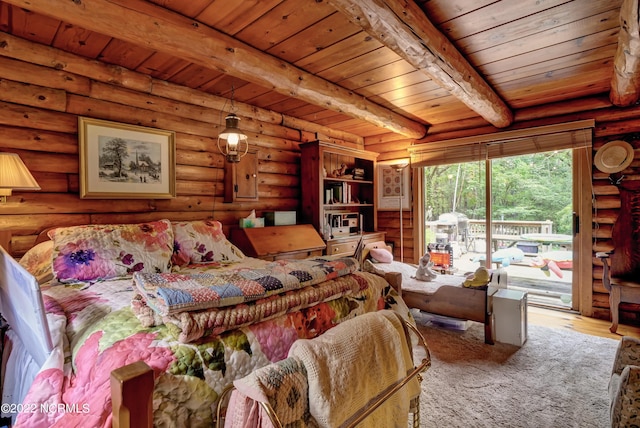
[424,150,573,234]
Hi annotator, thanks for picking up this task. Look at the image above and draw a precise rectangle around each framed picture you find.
[79,117,176,199]
[377,160,410,211]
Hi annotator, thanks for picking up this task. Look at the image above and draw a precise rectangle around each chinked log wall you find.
[370,98,640,324]
[0,32,366,258]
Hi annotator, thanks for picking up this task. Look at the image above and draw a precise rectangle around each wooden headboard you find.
[0,230,11,253]
[34,227,55,245]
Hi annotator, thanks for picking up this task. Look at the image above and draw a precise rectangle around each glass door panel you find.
[490,151,573,308]
[422,151,574,309]
[423,161,486,275]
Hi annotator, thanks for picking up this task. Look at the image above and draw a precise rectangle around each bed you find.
[361,242,507,344]
[0,219,418,427]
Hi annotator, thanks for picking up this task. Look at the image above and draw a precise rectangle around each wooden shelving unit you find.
[300,140,384,261]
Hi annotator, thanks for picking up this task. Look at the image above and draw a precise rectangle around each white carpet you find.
[416,319,618,428]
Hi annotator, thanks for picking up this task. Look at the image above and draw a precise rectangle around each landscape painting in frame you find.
[79,117,176,199]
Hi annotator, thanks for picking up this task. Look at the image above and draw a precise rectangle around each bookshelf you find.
[300,141,384,258]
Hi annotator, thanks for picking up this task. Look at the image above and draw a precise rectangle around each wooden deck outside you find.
[452,249,573,309]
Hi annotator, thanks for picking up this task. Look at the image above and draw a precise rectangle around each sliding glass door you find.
[422,150,574,309]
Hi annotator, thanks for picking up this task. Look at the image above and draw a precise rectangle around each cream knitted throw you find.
[288,310,420,428]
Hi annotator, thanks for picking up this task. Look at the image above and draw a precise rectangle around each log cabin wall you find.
[3,31,640,323]
[0,33,366,257]
[592,131,640,324]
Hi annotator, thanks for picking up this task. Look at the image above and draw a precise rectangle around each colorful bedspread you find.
[13,259,409,428]
[134,256,359,315]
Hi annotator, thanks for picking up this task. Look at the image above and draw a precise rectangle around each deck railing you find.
[467,219,553,239]
[427,219,557,251]
[467,219,556,251]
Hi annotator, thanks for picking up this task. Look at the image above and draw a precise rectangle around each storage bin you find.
[493,289,528,346]
[411,309,470,330]
[516,242,538,254]
[264,211,296,226]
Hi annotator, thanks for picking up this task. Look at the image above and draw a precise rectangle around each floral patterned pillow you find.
[19,240,54,284]
[171,220,245,267]
[48,219,174,283]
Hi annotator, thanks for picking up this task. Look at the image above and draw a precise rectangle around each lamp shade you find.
[0,153,41,196]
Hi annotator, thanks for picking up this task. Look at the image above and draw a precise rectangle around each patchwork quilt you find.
[133,256,359,315]
[13,258,409,428]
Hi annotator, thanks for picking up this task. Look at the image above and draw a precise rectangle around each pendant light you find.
[217,87,248,163]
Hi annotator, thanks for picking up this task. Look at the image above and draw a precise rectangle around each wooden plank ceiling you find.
[0,0,634,141]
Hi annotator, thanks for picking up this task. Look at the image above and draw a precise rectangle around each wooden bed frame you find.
[362,241,496,345]
[110,316,431,428]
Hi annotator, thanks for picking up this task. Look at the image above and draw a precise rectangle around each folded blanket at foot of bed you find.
[226,310,420,428]
[133,256,359,316]
[132,273,371,343]
[290,309,419,428]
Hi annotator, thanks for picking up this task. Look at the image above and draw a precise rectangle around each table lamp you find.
[0,152,41,203]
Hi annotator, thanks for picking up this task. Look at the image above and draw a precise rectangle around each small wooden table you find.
[519,233,572,251]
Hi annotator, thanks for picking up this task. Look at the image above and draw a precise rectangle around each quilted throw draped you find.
[133,257,359,316]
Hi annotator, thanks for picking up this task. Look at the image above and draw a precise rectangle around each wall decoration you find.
[377,160,410,211]
[79,117,176,199]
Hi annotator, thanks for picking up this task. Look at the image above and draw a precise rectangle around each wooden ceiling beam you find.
[327,0,513,128]
[3,0,427,139]
[610,0,640,106]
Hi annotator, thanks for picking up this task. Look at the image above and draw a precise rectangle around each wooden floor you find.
[528,305,640,340]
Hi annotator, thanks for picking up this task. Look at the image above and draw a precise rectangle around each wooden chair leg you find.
[484,312,494,345]
[610,285,621,334]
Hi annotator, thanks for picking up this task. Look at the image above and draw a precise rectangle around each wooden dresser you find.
[325,231,386,262]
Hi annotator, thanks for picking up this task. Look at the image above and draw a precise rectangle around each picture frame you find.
[377,160,410,211]
[79,117,176,199]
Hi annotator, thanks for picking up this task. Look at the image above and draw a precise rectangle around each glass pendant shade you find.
[217,113,248,163]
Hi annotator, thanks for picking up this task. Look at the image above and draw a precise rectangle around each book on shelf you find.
[332,185,342,203]
[327,182,354,204]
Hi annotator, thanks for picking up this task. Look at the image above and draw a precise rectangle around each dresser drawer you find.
[361,232,386,246]
[271,249,324,261]
[326,240,358,257]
